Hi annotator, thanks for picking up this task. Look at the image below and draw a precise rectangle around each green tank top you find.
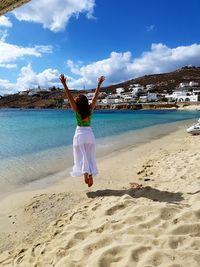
[76,112,91,127]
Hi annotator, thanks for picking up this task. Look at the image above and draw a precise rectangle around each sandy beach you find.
[177,103,200,111]
[0,121,200,267]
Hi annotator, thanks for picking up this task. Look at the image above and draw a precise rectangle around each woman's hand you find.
[59,74,67,85]
[97,76,105,86]
[60,74,77,112]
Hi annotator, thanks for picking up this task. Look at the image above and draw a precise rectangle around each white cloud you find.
[1,43,200,95]
[0,30,9,41]
[66,43,200,89]
[0,38,53,94]
[146,25,155,32]
[66,60,83,75]
[0,63,17,68]
[67,51,132,88]
[0,16,12,27]
[130,43,200,74]
[0,79,15,95]
[0,64,60,95]
[17,64,60,90]
[12,0,95,32]
[0,40,52,64]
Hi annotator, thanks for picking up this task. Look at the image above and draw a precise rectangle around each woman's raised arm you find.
[90,76,105,111]
[59,74,77,112]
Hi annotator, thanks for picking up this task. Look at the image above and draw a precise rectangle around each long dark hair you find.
[76,94,91,119]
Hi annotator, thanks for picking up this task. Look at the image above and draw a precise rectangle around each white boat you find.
[187,118,200,135]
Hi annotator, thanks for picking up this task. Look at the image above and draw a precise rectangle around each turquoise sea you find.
[0,109,199,195]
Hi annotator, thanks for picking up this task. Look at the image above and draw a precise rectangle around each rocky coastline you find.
[1,66,200,110]
[0,92,199,111]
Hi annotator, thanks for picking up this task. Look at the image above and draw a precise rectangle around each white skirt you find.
[70,126,98,177]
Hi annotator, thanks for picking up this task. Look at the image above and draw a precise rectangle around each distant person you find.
[59,74,105,187]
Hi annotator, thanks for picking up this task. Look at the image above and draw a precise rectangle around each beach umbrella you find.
[0,0,31,16]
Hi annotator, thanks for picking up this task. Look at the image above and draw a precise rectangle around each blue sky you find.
[0,0,200,95]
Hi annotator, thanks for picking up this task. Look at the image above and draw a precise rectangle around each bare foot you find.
[88,175,93,187]
[129,182,143,189]
[84,173,89,184]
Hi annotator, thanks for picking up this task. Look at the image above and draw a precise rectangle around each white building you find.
[146,84,154,91]
[114,98,123,104]
[28,87,50,96]
[189,81,199,87]
[131,86,145,96]
[166,90,200,102]
[28,91,39,96]
[116,87,125,95]
[147,93,158,102]
[139,93,158,102]
[179,81,199,88]
[101,98,123,104]
[99,92,107,97]
[193,89,200,96]
[166,91,188,99]
[177,95,198,102]
[122,94,136,102]
[139,96,147,102]
[28,88,42,96]
[107,93,119,99]
[179,82,189,88]
[132,84,141,87]
[86,92,95,100]
[19,91,28,95]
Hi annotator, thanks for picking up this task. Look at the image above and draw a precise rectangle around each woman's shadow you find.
[87,186,184,203]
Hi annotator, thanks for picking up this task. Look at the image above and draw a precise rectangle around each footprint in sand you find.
[105,204,125,216]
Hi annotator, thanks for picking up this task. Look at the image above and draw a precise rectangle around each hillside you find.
[101,66,200,93]
[0,66,200,109]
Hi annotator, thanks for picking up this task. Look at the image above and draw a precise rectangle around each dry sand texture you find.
[0,126,200,267]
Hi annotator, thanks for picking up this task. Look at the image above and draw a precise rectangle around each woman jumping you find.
[59,74,105,187]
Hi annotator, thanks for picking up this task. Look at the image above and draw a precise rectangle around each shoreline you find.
[0,102,200,111]
[97,102,200,111]
[0,118,200,266]
[0,118,196,199]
